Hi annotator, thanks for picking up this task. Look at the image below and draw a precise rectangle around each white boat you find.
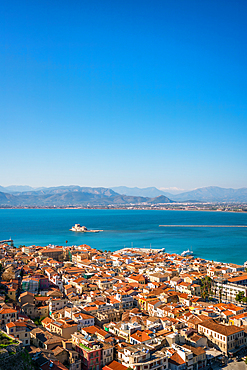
[181,249,193,257]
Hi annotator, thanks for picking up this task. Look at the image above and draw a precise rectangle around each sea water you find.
[0,209,247,264]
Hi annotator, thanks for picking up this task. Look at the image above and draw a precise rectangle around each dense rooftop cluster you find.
[0,242,247,370]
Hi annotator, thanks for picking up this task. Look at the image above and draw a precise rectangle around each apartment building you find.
[115,292,134,310]
[72,334,108,370]
[0,307,18,330]
[171,344,206,370]
[118,344,168,370]
[198,319,246,354]
[42,317,78,339]
[48,298,68,313]
[6,320,30,345]
[212,278,247,303]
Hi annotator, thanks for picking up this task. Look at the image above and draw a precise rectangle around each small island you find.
[70,224,103,233]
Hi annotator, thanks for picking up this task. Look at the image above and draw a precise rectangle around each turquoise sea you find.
[0,209,247,265]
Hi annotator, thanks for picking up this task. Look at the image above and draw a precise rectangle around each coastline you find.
[1,208,247,265]
[0,206,246,213]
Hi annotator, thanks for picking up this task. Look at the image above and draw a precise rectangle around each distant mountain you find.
[0,185,35,193]
[16,186,117,197]
[0,192,17,204]
[146,195,175,204]
[0,185,246,205]
[172,186,247,202]
[111,186,174,198]
[0,186,174,207]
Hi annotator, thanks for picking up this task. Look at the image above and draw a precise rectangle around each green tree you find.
[242,297,247,304]
[201,276,212,300]
[236,291,244,303]
[219,286,223,303]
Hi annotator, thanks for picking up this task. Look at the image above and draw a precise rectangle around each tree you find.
[236,291,245,303]
[242,297,247,304]
[219,286,223,303]
[201,276,212,300]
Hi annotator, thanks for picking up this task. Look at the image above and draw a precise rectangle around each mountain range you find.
[111,186,247,202]
[0,186,173,206]
[0,185,246,206]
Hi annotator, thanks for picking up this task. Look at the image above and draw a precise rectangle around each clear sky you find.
[1,0,247,190]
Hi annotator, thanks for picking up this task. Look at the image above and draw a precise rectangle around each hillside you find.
[111,186,247,203]
[0,186,174,206]
[110,186,173,198]
[172,186,247,202]
[1,185,246,205]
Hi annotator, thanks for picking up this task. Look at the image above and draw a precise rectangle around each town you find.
[0,242,247,370]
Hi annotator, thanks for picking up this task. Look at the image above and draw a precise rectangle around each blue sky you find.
[1,0,247,190]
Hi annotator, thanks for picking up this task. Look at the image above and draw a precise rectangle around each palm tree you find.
[201,276,212,300]
[219,286,223,303]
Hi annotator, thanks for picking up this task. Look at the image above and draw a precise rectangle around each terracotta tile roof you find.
[199,319,243,336]
[183,344,205,356]
[169,352,186,365]
[103,361,128,370]
[130,330,150,342]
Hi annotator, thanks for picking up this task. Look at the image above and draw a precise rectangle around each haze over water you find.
[0,209,247,265]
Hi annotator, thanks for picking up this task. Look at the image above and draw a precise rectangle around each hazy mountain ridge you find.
[172,186,247,202]
[0,187,174,206]
[110,186,173,198]
[0,185,35,193]
[0,185,247,205]
[110,186,247,202]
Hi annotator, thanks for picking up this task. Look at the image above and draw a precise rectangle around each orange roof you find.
[103,361,128,370]
[228,275,247,283]
[130,330,150,342]
[169,352,186,365]
[0,308,17,314]
[6,321,27,328]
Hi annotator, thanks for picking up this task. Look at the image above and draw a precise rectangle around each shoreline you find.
[0,207,246,213]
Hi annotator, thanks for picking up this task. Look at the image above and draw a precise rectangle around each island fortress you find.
[70,224,103,233]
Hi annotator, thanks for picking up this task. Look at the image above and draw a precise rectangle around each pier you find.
[159,225,247,228]
[0,239,13,244]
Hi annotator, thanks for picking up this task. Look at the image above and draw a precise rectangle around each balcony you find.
[150,364,162,370]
